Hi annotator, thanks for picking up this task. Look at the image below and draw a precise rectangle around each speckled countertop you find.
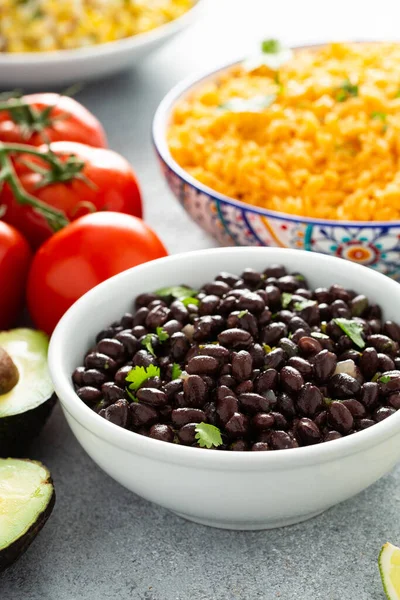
[2,1,400,598]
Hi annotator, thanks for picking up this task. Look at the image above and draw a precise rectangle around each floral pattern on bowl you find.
[158,156,400,280]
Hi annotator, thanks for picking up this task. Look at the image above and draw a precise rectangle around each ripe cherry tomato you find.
[1,141,143,249]
[27,212,168,334]
[0,222,32,330]
[0,93,107,147]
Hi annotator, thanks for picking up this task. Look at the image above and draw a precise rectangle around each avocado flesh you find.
[0,329,56,457]
[0,458,55,572]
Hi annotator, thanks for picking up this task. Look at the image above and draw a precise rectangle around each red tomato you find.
[27,212,168,334]
[0,222,32,330]
[2,141,143,249]
[0,93,107,147]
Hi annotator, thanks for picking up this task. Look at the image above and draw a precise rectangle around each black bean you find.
[149,424,174,443]
[82,369,107,388]
[132,325,147,338]
[336,335,353,354]
[146,305,170,329]
[341,399,366,418]
[265,285,281,308]
[252,412,275,430]
[297,383,324,417]
[169,300,189,323]
[199,295,220,316]
[216,271,241,286]
[374,407,396,422]
[219,296,238,314]
[133,307,150,326]
[114,365,133,387]
[102,382,125,403]
[368,334,398,356]
[298,336,323,356]
[360,382,379,409]
[350,295,368,317]
[329,373,361,399]
[366,304,382,319]
[331,299,351,319]
[359,347,379,379]
[133,350,156,368]
[261,322,287,345]
[192,316,216,341]
[218,328,253,348]
[279,337,298,358]
[324,430,342,442]
[217,395,239,424]
[231,350,253,381]
[296,418,321,445]
[204,401,218,425]
[104,399,129,428]
[295,288,313,299]
[218,374,236,388]
[270,430,296,449]
[288,316,311,335]
[264,348,286,370]
[313,350,337,382]
[198,344,230,364]
[239,392,272,413]
[97,338,125,360]
[287,356,313,378]
[357,418,375,429]
[183,375,208,407]
[171,408,206,427]
[280,366,304,394]
[236,292,265,314]
[225,412,249,437]
[314,410,327,429]
[328,401,353,433]
[277,275,299,293]
[277,392,296,418]
[236,380,254,395]
[177,423,197,445]
[135,293,158,309]
[388,393,400,409]
[115,331,139,355]
[147,299,167,309]
[378,353,395,372]
[130,402,158,427]
[170,332,190,361]
[325,321,343,340]
[76,386,102,404]
[314,287,332,303]
[275,310,294,325]
[72,366,86,387]
[96,327,116,343]
[230,439,249,451]
[255,369,279,393]
[136,388,168,407]
[85,352,117,372]
[162,320,183,336]
[264,264,287,278]
[291,328,310,343]
[251,442,270,451]
[383,320,400,342]
[186,355,220,375]
[203,281,231,297]
[379,371,400,395]
[329,284,350,303]
[339,350,361,362]
[318,303,332,321]
[270,411,288,430]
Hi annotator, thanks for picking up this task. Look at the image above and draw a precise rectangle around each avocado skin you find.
[0,477,55,572]
[0,394,57,458]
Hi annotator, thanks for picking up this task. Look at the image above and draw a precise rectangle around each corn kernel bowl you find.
[153,49,400,280]
[0,0,204,87]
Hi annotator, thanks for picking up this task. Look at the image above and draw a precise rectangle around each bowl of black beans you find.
[49,247,400,530]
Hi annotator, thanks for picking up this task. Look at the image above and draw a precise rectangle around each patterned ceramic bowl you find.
[152,53,400,280]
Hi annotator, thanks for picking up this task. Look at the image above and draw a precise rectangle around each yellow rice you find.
[168,42,400,221]
[0,0,193,52]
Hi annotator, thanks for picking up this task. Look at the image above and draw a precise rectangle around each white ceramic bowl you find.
[0,0,204,87]
[49,247,400,530]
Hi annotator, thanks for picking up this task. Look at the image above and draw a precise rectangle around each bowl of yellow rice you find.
[153,41,400,279]
[0,0,204,86]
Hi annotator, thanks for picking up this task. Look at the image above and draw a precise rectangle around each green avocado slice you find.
[0,458,55,572]
[0,329,56,457]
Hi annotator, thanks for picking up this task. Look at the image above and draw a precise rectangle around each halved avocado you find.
[0,329,56,457]
[0,458,55,572]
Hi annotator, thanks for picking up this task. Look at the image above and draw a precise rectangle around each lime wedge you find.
[379,543,400,599]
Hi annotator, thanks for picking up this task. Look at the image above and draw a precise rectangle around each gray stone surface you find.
[2,1,400,597]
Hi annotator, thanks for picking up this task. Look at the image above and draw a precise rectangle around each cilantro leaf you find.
[126,388,138,403]
[195,423,223,449]
[219,94,276,113]
[379,375,391,384]
[243,40,292,72]
[294,274,306,282]
[125,365,160,392]
[281,292,293,309]
[141,333,156,357]
[155,285,198,301]
[335,79,358,102]
[156,327,169,342]
[181,296,199,307]
[261,39,281,53]
[238,310,249,318]
[333,318,365,349]
[171,363,182,380]
[293,299,317,311]
[311,331,329,340]
[371,372,382,383]
[263,343,272,353]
